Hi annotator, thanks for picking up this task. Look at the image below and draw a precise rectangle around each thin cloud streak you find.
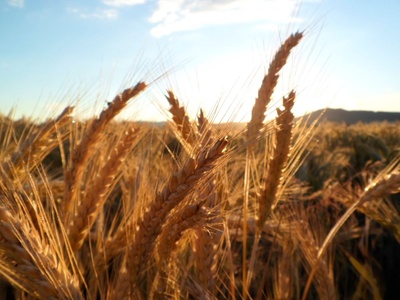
[149,0,304,37]
[67,7,118,19]
[7,0,24,8]
[103,0,146,7]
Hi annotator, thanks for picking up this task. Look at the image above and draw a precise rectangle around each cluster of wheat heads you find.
[1,31,400,299]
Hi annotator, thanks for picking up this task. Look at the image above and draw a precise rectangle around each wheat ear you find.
[193,181,222,295]
[103,137,228,260]
[0,200,82,299]
[247,32,303,148]
[113,137,228,297]
[166,90,198,145]
[197,109,209,134]
[67,126,141,251]
[1,106,73,181]
[294,219,336,300]
[333,176,400,241]
[128,137,227,261]
[157,202,206,264]
[151,203,207,297]
[63,82,146,218]
[257,91,296,229]
[243,33,302,295]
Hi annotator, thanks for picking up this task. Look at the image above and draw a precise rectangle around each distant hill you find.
[303,108,400,125]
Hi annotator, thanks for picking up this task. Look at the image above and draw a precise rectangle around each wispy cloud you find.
[7,0,24,8]
[67,0,145,20]
[149,0,305,38]
[103,0,146,7]
[67,7,118,19]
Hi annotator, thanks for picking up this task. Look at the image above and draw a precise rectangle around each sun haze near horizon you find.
[1,0,400,122]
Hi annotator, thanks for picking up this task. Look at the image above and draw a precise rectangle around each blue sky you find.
[1,0,400,122]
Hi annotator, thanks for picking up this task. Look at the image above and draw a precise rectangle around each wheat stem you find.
[247,32,303,148]
[67,126,141,251]
[63,82,146,219]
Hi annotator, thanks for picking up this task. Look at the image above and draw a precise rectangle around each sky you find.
[1,0,400,122]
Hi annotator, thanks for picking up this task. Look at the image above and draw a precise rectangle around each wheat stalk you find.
[273,241,295,300]
[151,203,208,297]
[113,137,228,297]
[243,32,302,295]
[63,82,146,219]
[246,32,303,148]
[1,106,73,182]
[191,181,222,295]
[333,175,400,241]
[0,198,82,299]
[257,91,296,229]
[166,90,198,152]
[157,203,206,264]
[294,219,336,300]
[67,126,141,251]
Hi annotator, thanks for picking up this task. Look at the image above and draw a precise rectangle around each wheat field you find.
[0,31,399,299]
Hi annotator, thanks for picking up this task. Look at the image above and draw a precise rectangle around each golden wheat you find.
[1,31,399,300]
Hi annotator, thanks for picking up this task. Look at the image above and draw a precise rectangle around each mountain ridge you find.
[302,108,400,125]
